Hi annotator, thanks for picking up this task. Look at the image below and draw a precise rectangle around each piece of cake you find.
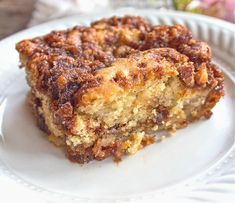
[16,16,224,163]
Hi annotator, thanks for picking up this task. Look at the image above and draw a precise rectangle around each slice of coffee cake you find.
[16,16,224,163]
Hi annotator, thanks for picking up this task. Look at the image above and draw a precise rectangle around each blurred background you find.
[0,0,234,39]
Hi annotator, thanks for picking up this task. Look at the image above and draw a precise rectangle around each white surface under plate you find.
[0,8,234,203]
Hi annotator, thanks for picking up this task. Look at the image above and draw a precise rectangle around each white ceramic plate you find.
[0,8,234,203]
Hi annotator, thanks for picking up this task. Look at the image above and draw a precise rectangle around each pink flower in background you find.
[225,0,235,21]
[174,0,235,22]
[226,0,235,7]
[200,0,235,22]
[201,0,220,8]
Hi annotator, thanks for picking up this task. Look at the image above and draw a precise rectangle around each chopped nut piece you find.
[195,63,208,85]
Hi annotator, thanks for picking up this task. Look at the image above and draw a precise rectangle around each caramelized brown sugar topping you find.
[16,16,224,129]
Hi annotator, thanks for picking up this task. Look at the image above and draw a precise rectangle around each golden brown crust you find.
[16,16,224,164]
